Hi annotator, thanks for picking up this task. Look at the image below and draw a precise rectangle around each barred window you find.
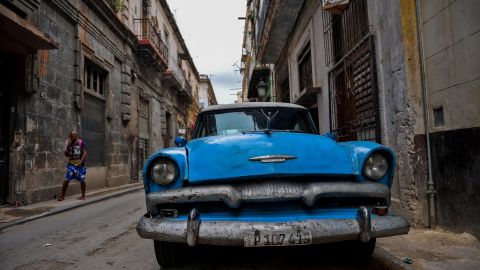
[82,59,107,166]
[84,59,107,96]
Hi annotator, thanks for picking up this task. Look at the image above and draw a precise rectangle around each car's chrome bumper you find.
[145,181,391,215]
[136,207,410,247]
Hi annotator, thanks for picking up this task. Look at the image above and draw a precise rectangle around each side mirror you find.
[323,132,337,141]
[174,136,188,147]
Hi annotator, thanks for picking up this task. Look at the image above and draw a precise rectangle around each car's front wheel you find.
[153,240,189,268]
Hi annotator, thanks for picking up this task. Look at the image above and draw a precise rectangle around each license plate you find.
[244,230,312,247]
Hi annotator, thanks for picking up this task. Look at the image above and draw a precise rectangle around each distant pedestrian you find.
[58,131,88,201]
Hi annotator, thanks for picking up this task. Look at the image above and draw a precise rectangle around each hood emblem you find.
[249,155,297,163]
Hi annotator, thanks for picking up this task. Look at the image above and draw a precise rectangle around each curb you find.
[0,184,143,232]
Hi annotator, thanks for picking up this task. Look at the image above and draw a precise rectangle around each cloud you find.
[210,71,242,87]
[166,0,246,104]
[209,71,242,105]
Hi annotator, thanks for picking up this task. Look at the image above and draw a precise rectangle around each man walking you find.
[58,131,88,201]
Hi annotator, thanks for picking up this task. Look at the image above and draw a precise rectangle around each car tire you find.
[350,238,376,259]
[153,240,188,268]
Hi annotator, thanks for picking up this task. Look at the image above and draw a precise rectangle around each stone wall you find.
[6,0,190,204]
[23,1,79,203]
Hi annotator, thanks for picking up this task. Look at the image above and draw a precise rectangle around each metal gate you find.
[323,0,380,142]
[81,93,105,166]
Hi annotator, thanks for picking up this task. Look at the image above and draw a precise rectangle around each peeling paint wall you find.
[369,0,428,227]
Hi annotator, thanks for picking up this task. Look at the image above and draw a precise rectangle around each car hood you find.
[186,132,354,184]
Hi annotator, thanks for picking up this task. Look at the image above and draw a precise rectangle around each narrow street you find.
[0,191,404,270]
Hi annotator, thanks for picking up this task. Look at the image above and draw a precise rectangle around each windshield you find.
[192,108,317,139]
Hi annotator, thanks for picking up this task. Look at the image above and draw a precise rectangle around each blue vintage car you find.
[136,102,410,267]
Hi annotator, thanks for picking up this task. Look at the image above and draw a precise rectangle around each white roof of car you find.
[201,102,307,113]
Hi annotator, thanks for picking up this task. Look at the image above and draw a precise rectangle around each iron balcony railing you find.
[133,18,169,64]
[166,56,187,89]
[184,80,192,95]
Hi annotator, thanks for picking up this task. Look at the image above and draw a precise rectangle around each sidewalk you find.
[378,228,480,270]
[0,182,143,231]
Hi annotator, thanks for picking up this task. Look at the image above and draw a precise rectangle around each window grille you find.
[81,93,106,166]
[84,59,107,96]
[323,0,380,142]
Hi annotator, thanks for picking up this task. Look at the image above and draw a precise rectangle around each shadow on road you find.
[157,242,400,270]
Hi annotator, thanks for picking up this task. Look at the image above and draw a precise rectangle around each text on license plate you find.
[244,230,312,247]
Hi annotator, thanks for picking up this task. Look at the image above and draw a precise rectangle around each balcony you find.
[256,0,305,64]
[133,19,169,70]
[162,59,193,103]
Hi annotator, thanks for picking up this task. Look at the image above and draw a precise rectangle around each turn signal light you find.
[372,206,388,216]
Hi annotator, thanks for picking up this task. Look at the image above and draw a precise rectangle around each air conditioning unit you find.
[322,0,349,14]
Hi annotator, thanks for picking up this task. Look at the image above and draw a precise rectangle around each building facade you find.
[241,0,480,237]
[198,74,218,110]
[0,0,210,205]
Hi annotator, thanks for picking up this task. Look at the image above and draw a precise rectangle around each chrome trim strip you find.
[136,210,410,246]
[146,181,391,215]
[249,155,297,163]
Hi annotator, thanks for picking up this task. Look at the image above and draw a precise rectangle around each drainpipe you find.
[415,0,436,228]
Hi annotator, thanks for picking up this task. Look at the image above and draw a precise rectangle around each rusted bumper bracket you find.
[136,207,409,246]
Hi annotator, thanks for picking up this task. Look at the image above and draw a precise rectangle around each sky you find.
[166,0,246,104]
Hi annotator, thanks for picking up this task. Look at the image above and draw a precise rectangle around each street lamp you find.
[257,79,267,98]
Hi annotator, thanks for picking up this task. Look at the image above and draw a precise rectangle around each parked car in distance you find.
[136,102,410,268]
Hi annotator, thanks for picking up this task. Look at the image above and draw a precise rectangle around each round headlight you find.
[150,158,178,185]
[363,153,388,180]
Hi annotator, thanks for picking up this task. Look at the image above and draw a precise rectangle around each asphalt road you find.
[0,190,404,270]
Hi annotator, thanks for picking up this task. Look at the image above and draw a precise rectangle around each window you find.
[84,59,107,96]
[433,106,445,127]
[163,26,169,47]
[323,0,379,142]
[192,109,316,139]
[298,42,312,92]
[82,59,107,166]
[139,96,150,140]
